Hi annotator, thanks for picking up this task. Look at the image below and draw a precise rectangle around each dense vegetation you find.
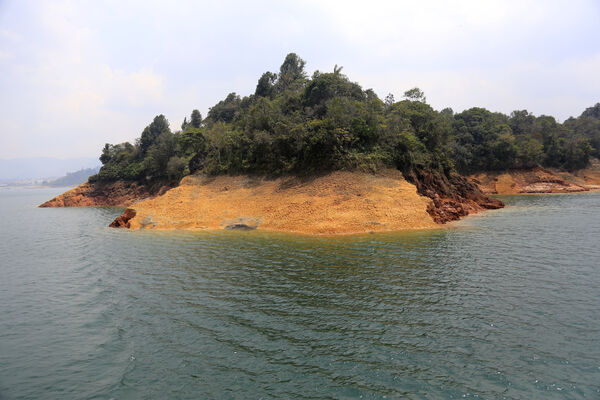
[90,53,600,185]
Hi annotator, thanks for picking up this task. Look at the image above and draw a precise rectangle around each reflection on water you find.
[1,188,599,399]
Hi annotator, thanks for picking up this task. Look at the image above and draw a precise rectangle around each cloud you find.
[0,0,599,158]
[0,1,172,157]
[307,0,600,119]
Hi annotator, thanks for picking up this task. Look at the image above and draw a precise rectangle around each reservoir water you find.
[1,188,599,399]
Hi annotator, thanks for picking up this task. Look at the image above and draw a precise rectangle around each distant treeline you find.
[91,53,600,184]
[45,167,100,187]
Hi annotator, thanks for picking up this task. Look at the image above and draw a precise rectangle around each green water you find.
[1,188,599,399]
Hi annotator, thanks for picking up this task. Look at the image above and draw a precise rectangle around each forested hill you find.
[43,167,100,187]
[91,53,600,185]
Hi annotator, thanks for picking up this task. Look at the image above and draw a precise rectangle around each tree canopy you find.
[90,54,599,185]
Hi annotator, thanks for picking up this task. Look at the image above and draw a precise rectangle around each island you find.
[41,54,600,234]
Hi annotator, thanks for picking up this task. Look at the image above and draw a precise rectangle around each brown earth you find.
[38,181,163,207]
[116,170,446,235]
[549,158,600,191]
[470,166,592,194]
[111,169,504,235]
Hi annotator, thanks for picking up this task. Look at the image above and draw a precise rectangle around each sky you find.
[0,0,599,159]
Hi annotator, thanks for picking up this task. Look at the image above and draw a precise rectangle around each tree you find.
[100,143,112,164]
[276,53,307,92]
[92,53,597,185]
[384,93,395,108]
[140,115,171,155]
[167,156,187,180]
[190,109,202,128]
[509,110,542,141]
[143,131,176,179]
[581,103,600,119]
[302,70,365,116]
[207,93,241,123]
[403,87,426,103]
[255,72,277,98]
[566,103,600,158]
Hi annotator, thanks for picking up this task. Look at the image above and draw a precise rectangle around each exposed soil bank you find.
[469,162,600,194]
[116,170,437,235]
[106,170,502,235]
[39,181,172,207]
[550,158,600,191]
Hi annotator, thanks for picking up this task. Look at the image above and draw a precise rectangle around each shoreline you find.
[109,189,598,236]
[469,164,600,195]
[39,163,600,236]
[117,221,447,237]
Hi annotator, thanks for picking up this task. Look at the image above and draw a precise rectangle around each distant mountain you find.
[0,157,100,182]
[43,167,100,187]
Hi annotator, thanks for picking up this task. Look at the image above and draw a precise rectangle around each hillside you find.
[43,167,100,187]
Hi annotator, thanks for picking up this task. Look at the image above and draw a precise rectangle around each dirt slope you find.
[470,166,589,194]
[116,170,441,235]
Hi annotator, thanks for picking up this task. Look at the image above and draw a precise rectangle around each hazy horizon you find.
[0,157,100,181]
[1,0,599,159]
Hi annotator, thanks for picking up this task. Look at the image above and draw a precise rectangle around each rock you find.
[222,217,261,230]
[109,208,136,228]
[225,224,257,230]
[405,168,505,224]
[39,180,178,208]
[40,181,149,207]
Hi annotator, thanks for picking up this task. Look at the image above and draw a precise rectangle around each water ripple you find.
[1,189,599,399]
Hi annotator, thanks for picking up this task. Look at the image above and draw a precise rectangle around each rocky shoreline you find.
[41,162,600,235]
[405,169,504,223]
[469,162,600,195]
[39,169,504,235]
[39,180,175,208]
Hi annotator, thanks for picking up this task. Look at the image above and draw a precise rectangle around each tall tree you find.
[277,53,307,92]
[140,115,171,155]
[190,109,202,128]
[384,93,395,108]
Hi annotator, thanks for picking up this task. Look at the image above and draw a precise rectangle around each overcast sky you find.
[1,0,599,159]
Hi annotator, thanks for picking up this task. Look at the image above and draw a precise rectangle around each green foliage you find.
[207,93,241,123]
[255,72,277,98]
[565,103,600,159]
[139,114,170,155]
[167,156,187,180]
[190,109,202,128]
[403,87,426,103]
[276,53,307,93]
[92,53,600,185]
